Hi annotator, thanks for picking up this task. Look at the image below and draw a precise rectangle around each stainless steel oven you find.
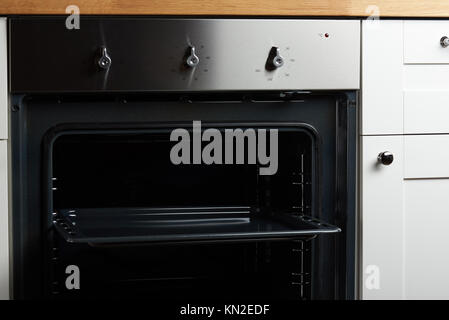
[9,17,359,300]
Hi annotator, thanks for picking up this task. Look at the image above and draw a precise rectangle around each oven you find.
[9,17,359,300]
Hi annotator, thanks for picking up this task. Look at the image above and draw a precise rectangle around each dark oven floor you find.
[50,235,312,300]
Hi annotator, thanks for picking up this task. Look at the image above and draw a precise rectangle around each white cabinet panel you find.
[404,135,449,179]
[363,134,449,299]
[0,18,7,140]
[404,91,449,134]
[0,141,8,299]
[362,20,403,135]
[362,20,449,300]
[404,65,449,91]
[362,136,404,299]
[404,21,449,64]
[404,179,449,299]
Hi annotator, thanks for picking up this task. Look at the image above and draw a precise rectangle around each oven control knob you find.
[441,36,449,48]
[377,151,394,165]
[272,47,284,68]
[266,47,284,70]
[186,46,200,68]
[98,47,112,70]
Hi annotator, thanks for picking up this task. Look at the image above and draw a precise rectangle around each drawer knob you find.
[98,47,112,70]
[378,151,394,165]
[441,36,449,48]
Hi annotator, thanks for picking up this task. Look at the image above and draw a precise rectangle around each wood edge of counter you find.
[0,1,448,18]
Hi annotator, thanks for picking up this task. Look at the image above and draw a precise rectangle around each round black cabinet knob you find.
[441,36,449,48]
[377,151,394,165]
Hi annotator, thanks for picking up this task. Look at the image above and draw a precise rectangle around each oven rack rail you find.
[52,206,340,245]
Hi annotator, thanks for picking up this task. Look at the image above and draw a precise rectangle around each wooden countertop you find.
[0,0,449,17]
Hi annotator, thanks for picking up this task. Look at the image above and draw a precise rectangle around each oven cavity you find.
[46,125,337,299]
[49,127,338,245]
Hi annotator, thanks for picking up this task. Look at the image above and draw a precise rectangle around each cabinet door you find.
[404,135,449,179]
[404,179,449,299]
[362,20,403,135]
[363,134,449,300]
[404,21,449,64]
[362,136,404,299]
[0,141,8,299]
[402,135,449,299]
[404,91,449,134]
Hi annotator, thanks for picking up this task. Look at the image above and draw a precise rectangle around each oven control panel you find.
[10,18,360,93]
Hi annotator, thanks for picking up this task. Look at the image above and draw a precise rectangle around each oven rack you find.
[52,206,340,245]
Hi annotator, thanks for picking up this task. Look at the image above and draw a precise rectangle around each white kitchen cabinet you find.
[362,134,449,300]
[362,136,404,299]
[404,21,449,64]
[404,135,449,179]
[404,65,449,91]
[404,179,449,299]
[403,136,449,297]
[404,91,449,134]
[363,20,449,135]
[0,141,8,300]
[361,20,403,135]
[362,19,449,300]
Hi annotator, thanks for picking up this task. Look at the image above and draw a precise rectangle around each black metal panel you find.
[10,17,209,93]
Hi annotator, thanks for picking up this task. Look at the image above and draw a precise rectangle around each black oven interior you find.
[52,129,313,211]
[49,128,318,299]
[11,92,356,300]
[54,238,315,300]
[49,128,339,244]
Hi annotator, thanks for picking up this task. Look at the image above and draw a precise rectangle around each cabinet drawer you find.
[404,21,449,64]
[404,135,449,179]
[404,91,449,134]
